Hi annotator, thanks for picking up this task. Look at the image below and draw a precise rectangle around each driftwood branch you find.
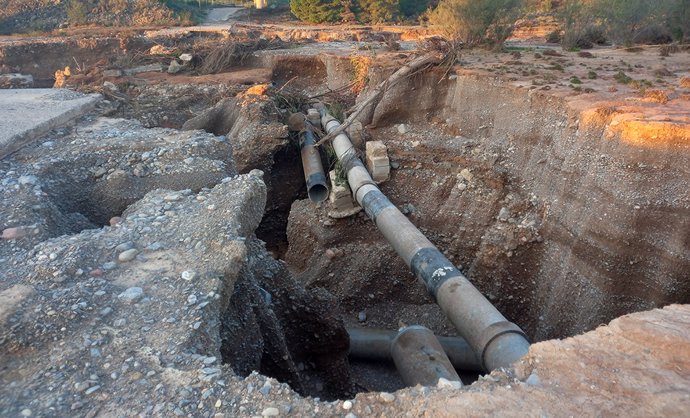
[315,52,444,147]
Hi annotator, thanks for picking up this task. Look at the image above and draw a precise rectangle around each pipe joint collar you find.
[478,321,528,371]
[322,115,337,130]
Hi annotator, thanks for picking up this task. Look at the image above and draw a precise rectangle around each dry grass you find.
[680,77,690,89]
[644,89,669,104]
[349,56,371,94]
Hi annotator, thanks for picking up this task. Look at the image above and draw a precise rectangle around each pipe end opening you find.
[308,184,329,203]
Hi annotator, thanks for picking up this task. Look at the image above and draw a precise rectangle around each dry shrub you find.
[350,56,371,94]
[680,77,690,88]
[659,44,679,57]
[199,39,285,75]
[644,89,669,104]
[653,67,674,77]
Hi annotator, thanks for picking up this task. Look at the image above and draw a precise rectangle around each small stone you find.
[187,294,198,305]
[181,270,196,281]
[390,161,400,169]
[168,60,183,74]
[118,287,144,304]
[379,392,395,403]
[84,385,101,395]
[115,242,134,252]
[460,168,473,182]
[262,407,279,417]
[325,249,336,259]
[342,400,353,410]
[437,377,463,389]
[358,311,367,322]
[397,124,408,134]
[2,227,29,240]
[345,414,357,418]
[203,356,217,365]
[498,207,510,222]
[457,182,467,191]
[118,249,138,262]
[179,53,194,62]
[74,381,90,392]
[201,367,220,375]
[100,307,113,316]
[18,175,38,186]
[109,216,123,226]
[20,408,32,417]
[215,399,222,408]
[102,262,117,270]
[259,381,272,396]
[164,193,181,202]
[89,269,104,277]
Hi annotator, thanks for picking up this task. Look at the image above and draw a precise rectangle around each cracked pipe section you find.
[319,108,530,372]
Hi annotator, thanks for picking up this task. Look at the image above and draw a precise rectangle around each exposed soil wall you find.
[287,61,690,342]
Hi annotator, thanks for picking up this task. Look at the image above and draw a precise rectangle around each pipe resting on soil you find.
[347,327,482,372]
[391,326,462,387]
[318,106,530,372]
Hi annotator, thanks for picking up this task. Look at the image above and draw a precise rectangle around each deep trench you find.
[183,86,684,400]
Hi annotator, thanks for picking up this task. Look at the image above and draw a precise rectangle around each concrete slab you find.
[0,88,100,159]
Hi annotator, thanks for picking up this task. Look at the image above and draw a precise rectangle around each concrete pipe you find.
[300,124,329,203]
[390,326,462,387]
[318,108,530,372]
[347,327,482,372]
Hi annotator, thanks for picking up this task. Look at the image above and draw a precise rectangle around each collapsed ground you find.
[1,27,689,416]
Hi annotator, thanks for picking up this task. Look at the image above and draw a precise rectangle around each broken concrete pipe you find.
[299,122,329,203]
[318,106,530,372]
[390,326,463,387]
[347,327,481,372]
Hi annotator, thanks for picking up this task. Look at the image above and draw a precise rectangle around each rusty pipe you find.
[319,107,530,372]
[300,123,329,203]
[391,326,462,387]
[347,327,481,372]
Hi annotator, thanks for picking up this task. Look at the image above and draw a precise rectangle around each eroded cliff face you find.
[440,72,689,340]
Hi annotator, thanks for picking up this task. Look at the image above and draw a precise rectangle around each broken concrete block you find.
[329,170,355,212]
[365,141,390,183]
[168,60,183,74]
[0,73,33,88]
[179,53,194,62]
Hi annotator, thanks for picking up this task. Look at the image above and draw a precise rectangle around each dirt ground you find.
[1,17,689,417]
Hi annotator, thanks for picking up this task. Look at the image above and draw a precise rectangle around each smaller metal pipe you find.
[347,327,482,372]
[390,326,462,387]
[299,124,329,203]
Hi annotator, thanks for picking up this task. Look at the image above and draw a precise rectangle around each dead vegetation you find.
[198,38,286,75]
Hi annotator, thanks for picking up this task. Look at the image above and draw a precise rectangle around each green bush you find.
[66,0,88,25]
[289,0,342,23]
[357,0,399,23]
[661,0,690,42]
[428,0,523,48]
[399,0,433,18]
